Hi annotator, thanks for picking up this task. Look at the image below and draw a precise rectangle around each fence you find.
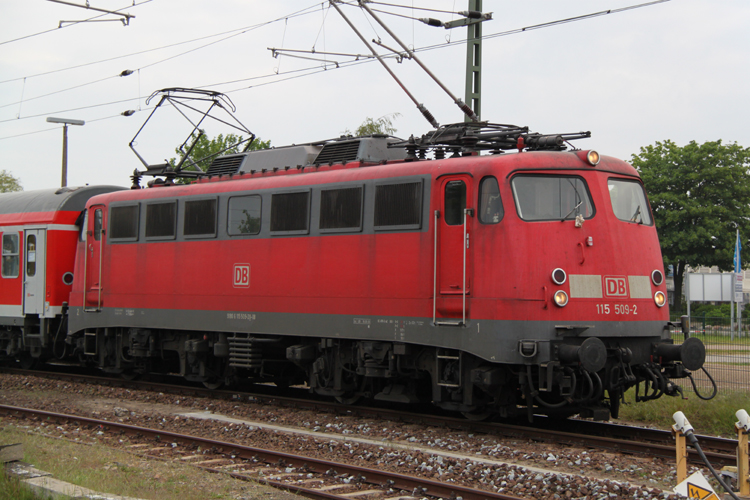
[670,315,750,395]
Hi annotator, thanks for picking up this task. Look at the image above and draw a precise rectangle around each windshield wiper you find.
[630,205,642,224]
[562,201,583,221]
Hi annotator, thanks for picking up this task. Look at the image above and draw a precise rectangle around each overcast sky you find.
[1,0,748,191]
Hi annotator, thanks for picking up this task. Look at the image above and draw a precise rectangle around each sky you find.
[0,0,748,191]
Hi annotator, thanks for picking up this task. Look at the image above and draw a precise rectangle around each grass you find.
[0,420,300,500]
[618,388,750,437]
[0,471,68,500]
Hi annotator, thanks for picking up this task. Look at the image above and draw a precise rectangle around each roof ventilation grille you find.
[314,140,361,165]
[206,155,245,176]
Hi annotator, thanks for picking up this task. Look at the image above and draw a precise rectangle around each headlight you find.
[552,268,567,285]
[586,150,600,166]
[554,290,569,307]
[654,291,666,307]
[652,270,664,286]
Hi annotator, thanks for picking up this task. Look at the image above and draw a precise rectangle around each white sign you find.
[673,471,719,500]
[686,273,734,302]
[736,272,744,303]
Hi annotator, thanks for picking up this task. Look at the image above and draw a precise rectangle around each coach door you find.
[433,175,473,325]
[84,205,105,311]
[23,229,46,315]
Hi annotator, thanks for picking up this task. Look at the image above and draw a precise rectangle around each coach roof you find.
[0,185,126,216]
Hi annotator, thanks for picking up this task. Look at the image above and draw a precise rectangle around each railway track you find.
[0,404,524,500]
[0,366,737,467]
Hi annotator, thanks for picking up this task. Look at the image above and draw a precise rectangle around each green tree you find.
[631,139,750,313]
[0,169,22,192]
[169,132,271,174]
[343,113,401,137]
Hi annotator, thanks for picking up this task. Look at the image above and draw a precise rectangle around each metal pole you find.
[330,1,439,128]
[61,124,68,187]
[464,0,482,122]
[358,0,478,122]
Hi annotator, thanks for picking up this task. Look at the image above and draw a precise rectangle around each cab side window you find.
[1,233,20,278]
[478,176,503,224]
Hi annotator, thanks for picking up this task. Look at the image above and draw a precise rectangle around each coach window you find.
[228,195,261,235]
[26,235,36,277]
[145,201,177,239]
[1,233,19,278]
[511,175,594,221]
[608,178,653,225]
[184,198,217,237]
[109,205,139,241]
[479,176,504,224]
[320,186,363,232]
[374,181,423,230]
[271,191,310,235]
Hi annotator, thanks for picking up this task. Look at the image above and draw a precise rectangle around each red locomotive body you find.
[24,134,698,420]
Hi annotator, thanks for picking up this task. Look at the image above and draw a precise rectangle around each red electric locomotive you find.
[4,118,694,421]
[0,87,707,420]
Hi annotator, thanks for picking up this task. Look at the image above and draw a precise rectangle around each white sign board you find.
[673,471,719,499]
[686,273,734,302]
[736,273,744,303]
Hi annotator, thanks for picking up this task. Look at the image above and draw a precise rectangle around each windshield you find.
[608,178,653,225]
[511,175,594,221]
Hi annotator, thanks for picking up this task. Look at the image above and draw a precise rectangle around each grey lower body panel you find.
[68,306,667,365]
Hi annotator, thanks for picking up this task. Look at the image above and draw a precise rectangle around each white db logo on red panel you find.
[604,276,628,297]
[233,264,250,288]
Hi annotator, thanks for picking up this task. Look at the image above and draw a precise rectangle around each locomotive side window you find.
[1,233,19,278]
[109,205,139,240]
[444,180,467,225]
[374,181,422,230]
[228,195,261,235]
[271,191,310,234]
[479,176,504,224]
[511,175,594,221]
[608,178,653,225]
[319,186,363,231]
[93,208,103,241]
[145,202,177,239]
[184,198,217,237]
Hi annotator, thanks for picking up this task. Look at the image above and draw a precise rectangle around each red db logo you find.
[233,264,250,288]
[604,276,628,297]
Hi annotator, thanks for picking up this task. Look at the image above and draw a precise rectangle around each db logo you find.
[233,264,250,288]
[604,276,628,297]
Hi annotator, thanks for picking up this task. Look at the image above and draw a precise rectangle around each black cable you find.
[684,430,741,500]
[688,367,718,401]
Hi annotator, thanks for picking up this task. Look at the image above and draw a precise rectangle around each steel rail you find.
[0,404,523,500]
[0,367,736,466]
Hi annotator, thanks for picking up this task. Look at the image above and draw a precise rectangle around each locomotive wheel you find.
[335,393,360,405]
[18,354,37,370]
[119,370,139,381]
[202,378,223,390]
[461,408,493,421]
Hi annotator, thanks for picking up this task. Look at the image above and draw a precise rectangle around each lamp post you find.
[46,117,85,187]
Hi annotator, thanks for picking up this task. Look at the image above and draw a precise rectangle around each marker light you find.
[554,290,569,307]
[652,270,664,286]
[654,291,666,307]
[552,268,567,285]
[587,150,600,166]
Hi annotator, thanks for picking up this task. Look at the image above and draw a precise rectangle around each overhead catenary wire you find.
[0,0,671,132]
[0,0,152,47]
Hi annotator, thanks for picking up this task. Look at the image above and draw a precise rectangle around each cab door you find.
[435,175,473,324]
[23,229,46,315]
[84,205,105,311]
